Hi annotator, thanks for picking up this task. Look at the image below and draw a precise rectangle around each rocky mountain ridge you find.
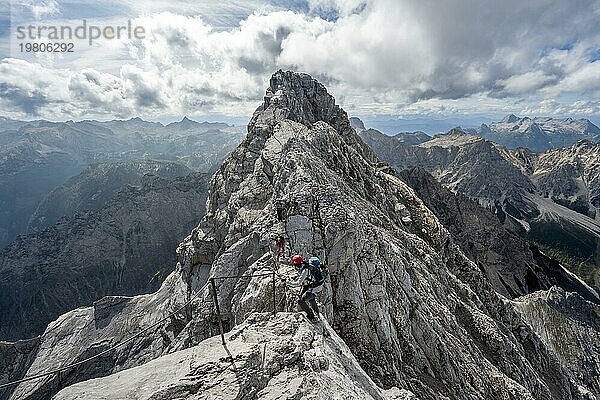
[2,71,600,400]
[359,125,600,287]
[399,166,598,302]
[52,313,415,400]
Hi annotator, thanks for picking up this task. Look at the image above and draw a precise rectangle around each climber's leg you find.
[298,289,316,320]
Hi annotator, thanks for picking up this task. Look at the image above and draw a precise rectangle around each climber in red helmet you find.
[286,254,326,321]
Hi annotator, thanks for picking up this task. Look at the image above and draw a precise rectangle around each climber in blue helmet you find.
[287,255,327,321]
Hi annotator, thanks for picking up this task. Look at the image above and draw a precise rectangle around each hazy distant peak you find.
[349,116,365,130]
[501,114,519,123]
[420,127,483,148]
[166,116,198,127]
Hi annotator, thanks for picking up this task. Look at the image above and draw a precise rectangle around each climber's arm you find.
[287,268,308,287]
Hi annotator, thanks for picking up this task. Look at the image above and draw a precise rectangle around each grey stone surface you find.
[515,286,600,397]
[54,312,414,400]
[398,166,598,301]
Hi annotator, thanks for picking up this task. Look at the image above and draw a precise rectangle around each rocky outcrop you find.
[399,166,598,302]
[53,312,416,400]
[0,172,209,341]
[533,140,600,222]
[0,338,39,400]
[172,72,600,399]
[3,71,600,400]
[3,270,189,400]
[515,286,600,397]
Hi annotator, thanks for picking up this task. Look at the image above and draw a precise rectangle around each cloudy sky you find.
[0,0,599,129]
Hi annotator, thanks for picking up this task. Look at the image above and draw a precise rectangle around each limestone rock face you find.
[398,166,598,301]
[3,71,600,400]
[2,270,190,400]
[0,338,39,400]
[515,287,600,397]
[53,313,415,400]
[533,140,600,222]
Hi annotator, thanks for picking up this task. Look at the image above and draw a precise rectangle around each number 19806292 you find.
[19,43,74,52]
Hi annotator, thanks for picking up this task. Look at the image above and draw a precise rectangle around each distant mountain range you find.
[467,114,600,152]
[356,120,600,292]
[0,116,247,340]
[357,115,494,135]
[0,117,245,248]
[352,114,600,147]
[349,117,431,146]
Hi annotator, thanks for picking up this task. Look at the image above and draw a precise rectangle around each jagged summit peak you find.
[447,127,472,136]
[501,114,519,123]
[249,70,352,135]
[166,116,198,128]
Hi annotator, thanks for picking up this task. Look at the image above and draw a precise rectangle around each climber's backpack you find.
[306,257,328,288]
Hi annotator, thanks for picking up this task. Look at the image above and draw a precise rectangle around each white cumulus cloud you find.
[0,0,599,120]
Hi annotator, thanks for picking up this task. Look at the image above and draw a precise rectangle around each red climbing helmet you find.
[292,255,303,265]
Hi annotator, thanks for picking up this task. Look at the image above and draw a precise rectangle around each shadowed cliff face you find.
[0,172,209,341]
[398,166,599,303]
[4,71,600,400]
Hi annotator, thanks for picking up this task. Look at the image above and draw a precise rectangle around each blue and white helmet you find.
[308,256,320,267]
